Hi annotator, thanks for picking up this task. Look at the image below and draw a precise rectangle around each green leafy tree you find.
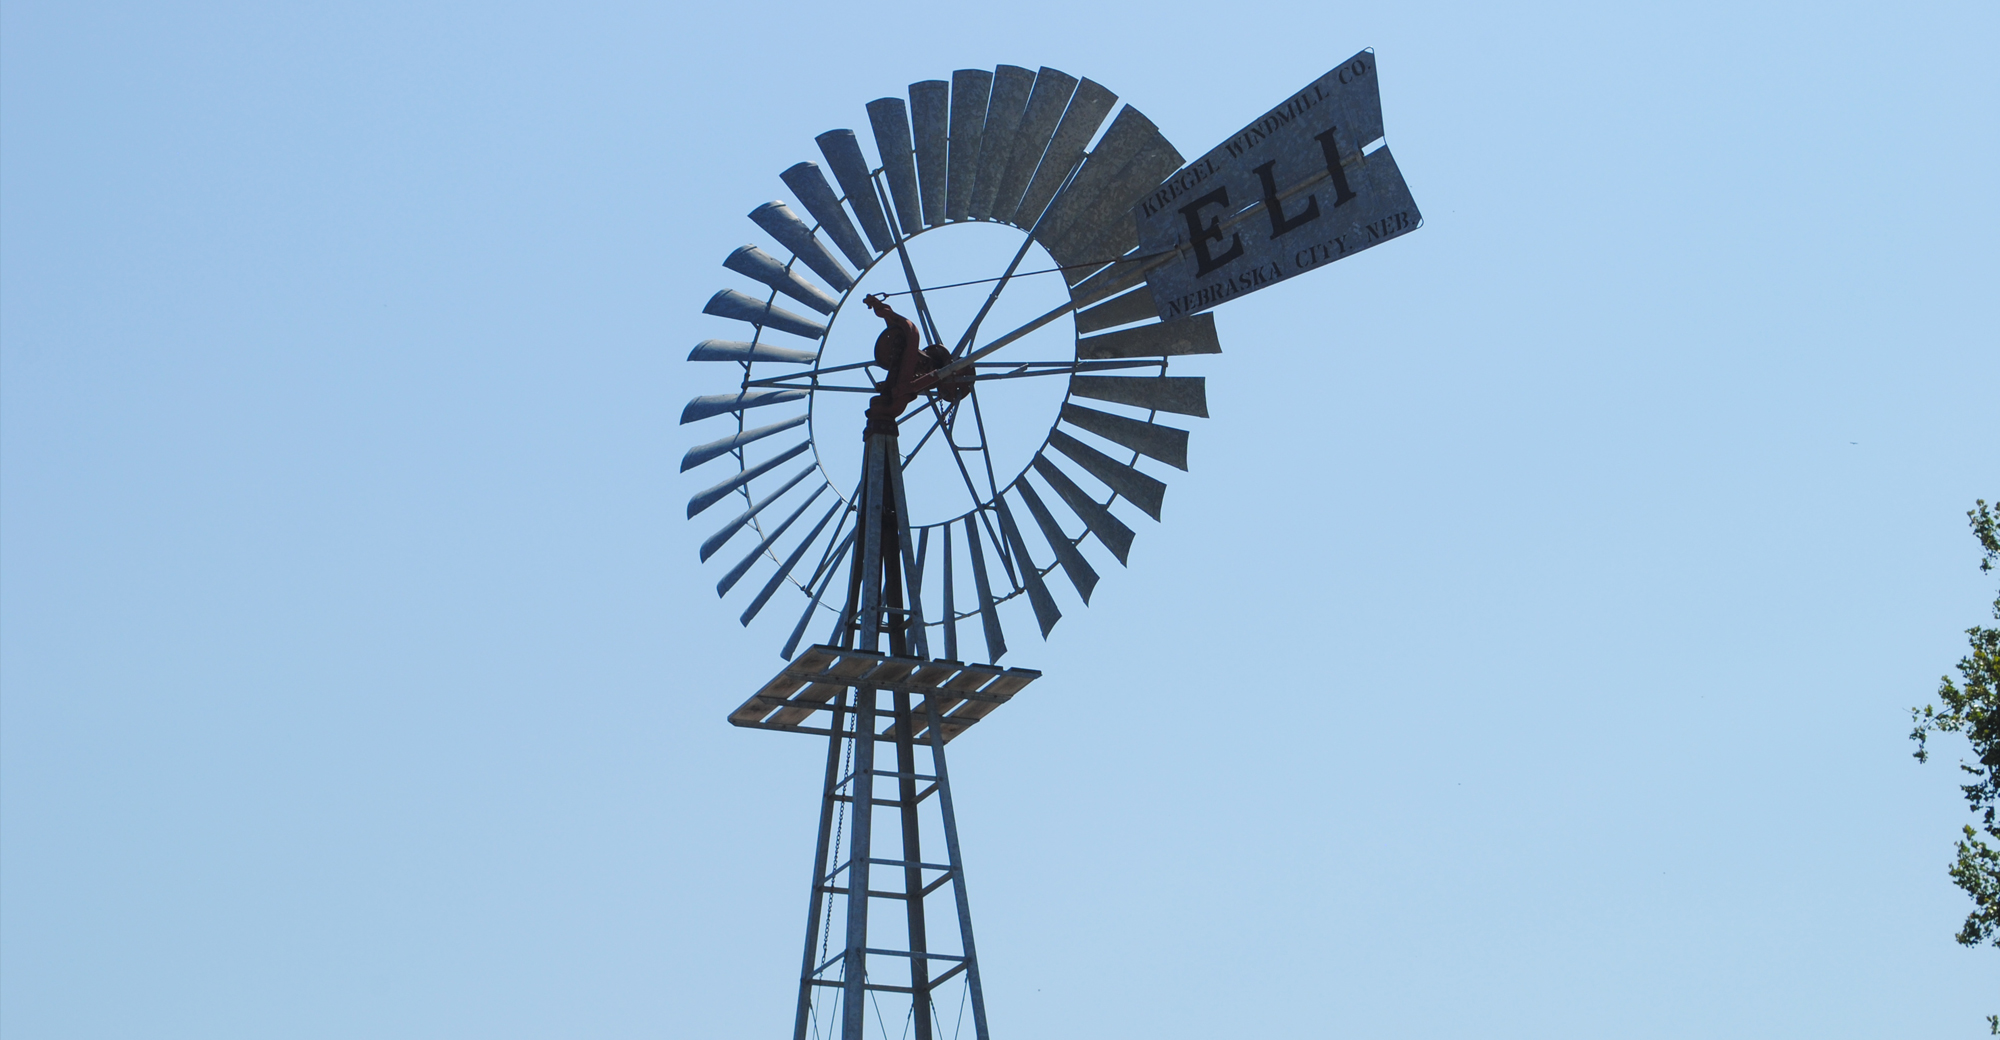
[1910,499,2000,1033]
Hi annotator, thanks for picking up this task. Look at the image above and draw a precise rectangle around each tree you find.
[1910,499,1999,1033]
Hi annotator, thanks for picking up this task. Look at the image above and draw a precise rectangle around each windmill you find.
[682,52,1421,1040]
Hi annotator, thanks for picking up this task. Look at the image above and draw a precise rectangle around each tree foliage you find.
[1910,499,2000,952]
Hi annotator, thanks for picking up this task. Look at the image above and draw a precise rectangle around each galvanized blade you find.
[909,80,949,227]
[782,525,856,660]
[967,65,1033,221]
[748,201,854,293]
[687,339,819,364]
[1035,106,1159,249]
[682,414,809,472]
[718,484,829,596]
[1007,76,1113,228]
[883,447,929,658]
[993,496,1060,637]
[1069,374,1208,418]
[1013,479,1097,603]
[996,68,1088,226]
[1052,135,1186,284]
[866,98,923,236]
[940,521,957,662]
[962,513,1006,662]
[723,245,840,315]
[698,463,817,561]
[687,440,811,518]
[1076,312,1220,359]
[1046,429,1166,520]
[945,69,993,222]
[1059,403,1188,471]
[1073,287,1158,334]
[1068,246,1161,309]
[741,500,845,627]
[816,129,896,255]
[780,161,874,269]
[680,388,809,425]
[703,288,827,341]
[1029,455,1133,565]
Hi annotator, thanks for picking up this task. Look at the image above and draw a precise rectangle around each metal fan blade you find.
[993,496,1060,637]
[703,289,827,341]
[723,245,839,315]
[945,68,992,222]
[967,65,1034,221]
[1007,76,1114,228]
[1029,456,1134,564]
[687,339,818,365]
[1077,313,1220,360]
[1073,287,1159,334]
[1035,106,1159,248]
[1046,429,1167,520]
[866,98,923,236]
[1050,134,1185,283]
[718,485,828,596]
[680,388,809,425]
[989,69,1077,223]
[779,162,874,269]
[1013,479,1097,603]
[681,414,809,472]
[740,500,844,627]
[815,130,895,254]
[1068,246,1157,309]
[687,441,811,518]
[781,525,856,660]
[962,513,1007,662]
[698,464,817,561]
[1059,403,1188,471]
[940,522,958,662]
[909,80,949,227]
[748,201,855,293]
[1069,374,1208,418]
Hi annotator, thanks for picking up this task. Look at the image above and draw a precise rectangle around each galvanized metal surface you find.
[1072,285,1159,333]
[1046,429,1167,520]
[989,68,1076,223]
[1034,106,1158,248]
[993,495,1059,636]
[866,98,923,236]
[680,414,810,472]
[718,485,830,596]
[687,338,818,365]
[966,65,1033,221]
[816,130,896,255]
[1068,374,1209,417]
[908,80,950,227]
[679,388,809,425]
[749,200,855,293]
[724,244,840,314]
[702,288,828,340]
[1007,76,1113,229]
[944,69,992,222]
[1076,311,1220,359]
[1030,455,1134,564]
[1059,403,1188,470]
[687,440,811,517]
[698,464,817,561]
[1011,479,1097,603]
[780,161,875,270]
[1134,50,1422,318]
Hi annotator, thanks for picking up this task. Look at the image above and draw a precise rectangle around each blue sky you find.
[3,1,1995,1036]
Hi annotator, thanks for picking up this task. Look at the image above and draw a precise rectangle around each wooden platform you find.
[728,644,1041,743]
